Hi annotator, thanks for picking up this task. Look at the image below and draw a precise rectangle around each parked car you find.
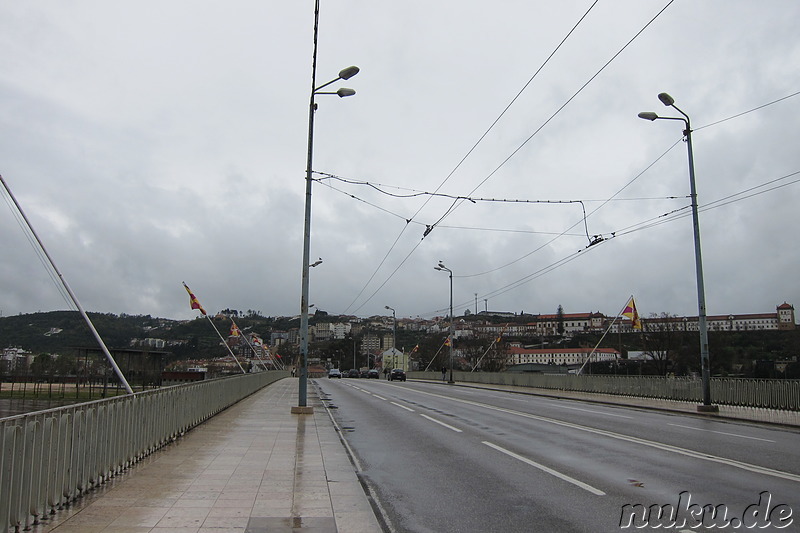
[328,368,342,379]
[389,368,406,381]
[360,369,370,378]
[367,369,380,379]
[346,369,360,378]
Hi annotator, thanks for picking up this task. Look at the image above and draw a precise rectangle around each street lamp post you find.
[385,305,396,369]
[638,93,717,412]
[295,0,358,414]
[434,262,455,383]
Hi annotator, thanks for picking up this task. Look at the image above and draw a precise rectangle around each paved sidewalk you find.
[30,378,381,533]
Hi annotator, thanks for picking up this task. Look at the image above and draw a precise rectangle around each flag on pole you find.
[230,322,241,337]
[444,337,451,347]
[622,297,642,330]
[411,344,419,353]
[497,324,510,343]
[183,282,207,315]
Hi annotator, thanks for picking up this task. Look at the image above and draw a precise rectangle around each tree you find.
[30,353,54,376]
[480,340,510,372]
[556,305,565,336]
[642,313,689,375]
[53,354,78,376]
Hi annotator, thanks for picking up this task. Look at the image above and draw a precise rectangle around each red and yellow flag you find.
[444,337,451,347]
[230,321,241,337]
[183,282,207,316]
[622,297,642,330]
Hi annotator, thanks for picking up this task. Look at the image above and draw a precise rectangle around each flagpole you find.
[265,347,285,370]
[471,324,509,371]
[205,315,246,373]
[248,335,281,370]
[230,318,286,370]
[577,296,633,375]
[230,319,269,370]
[1,174,133,394]
[423,338,450,372]
[239,332,268,370]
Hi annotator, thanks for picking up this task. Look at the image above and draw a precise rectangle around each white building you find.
[508,346,619,366]
[614,303,797,333]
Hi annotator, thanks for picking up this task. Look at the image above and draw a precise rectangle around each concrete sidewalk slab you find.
[29,378,381,533]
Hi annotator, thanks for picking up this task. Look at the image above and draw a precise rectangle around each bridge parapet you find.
[0,371,289,532]
[407,371,800,411]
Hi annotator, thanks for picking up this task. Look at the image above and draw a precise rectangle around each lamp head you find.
[336,88,356,98]
[658,92,675,106]
[438,262,446,269]
[638,111,658,121]
[338,66,360,80]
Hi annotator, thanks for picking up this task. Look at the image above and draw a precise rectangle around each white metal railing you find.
[0,371,288,532]
[407,371,800,411]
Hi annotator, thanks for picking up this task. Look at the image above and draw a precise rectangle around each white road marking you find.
[402,387,800,483]
[483,441,605,496]
[667,423,776,443]
[548,403,632,419]
[420,414,463,432]
[391,402,414,412]
[373,394,387,401]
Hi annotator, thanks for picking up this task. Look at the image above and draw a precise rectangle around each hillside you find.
[0,311,299,361]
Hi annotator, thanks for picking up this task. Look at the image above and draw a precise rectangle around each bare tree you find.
[642,313,687,375]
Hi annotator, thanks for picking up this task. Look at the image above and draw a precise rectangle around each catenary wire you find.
[429,168,800,317]
[424,0,676,235]
[341,0,603,314]
[344,0,677,313]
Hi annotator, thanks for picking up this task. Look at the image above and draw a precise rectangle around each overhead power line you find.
[423,0,677,236]
[340,0,604,314]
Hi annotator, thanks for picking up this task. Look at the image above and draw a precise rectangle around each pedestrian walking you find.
[441,366,447,381]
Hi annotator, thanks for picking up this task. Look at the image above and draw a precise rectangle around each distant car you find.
[347,369,360,378]
[328,368,342,379]
[389,368,406,381]
[368,369,380,379]
[360,369,370,378]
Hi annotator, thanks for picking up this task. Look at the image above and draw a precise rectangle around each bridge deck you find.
[25,378,379,533]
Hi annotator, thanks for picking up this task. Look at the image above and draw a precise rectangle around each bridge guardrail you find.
[0,371,289,533]
[407,371,800,411]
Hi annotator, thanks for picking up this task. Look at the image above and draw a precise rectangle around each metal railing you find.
[0,371,289,532]
[407,371,800,411]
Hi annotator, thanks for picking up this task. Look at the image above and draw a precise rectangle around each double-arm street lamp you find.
[295,0,359,414]
[434,262,455,383]
[638,93,716,412]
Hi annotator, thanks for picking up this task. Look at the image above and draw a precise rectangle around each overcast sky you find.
[1,1,799,324]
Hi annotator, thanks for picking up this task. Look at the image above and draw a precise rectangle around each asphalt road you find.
[315,378,800,533]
